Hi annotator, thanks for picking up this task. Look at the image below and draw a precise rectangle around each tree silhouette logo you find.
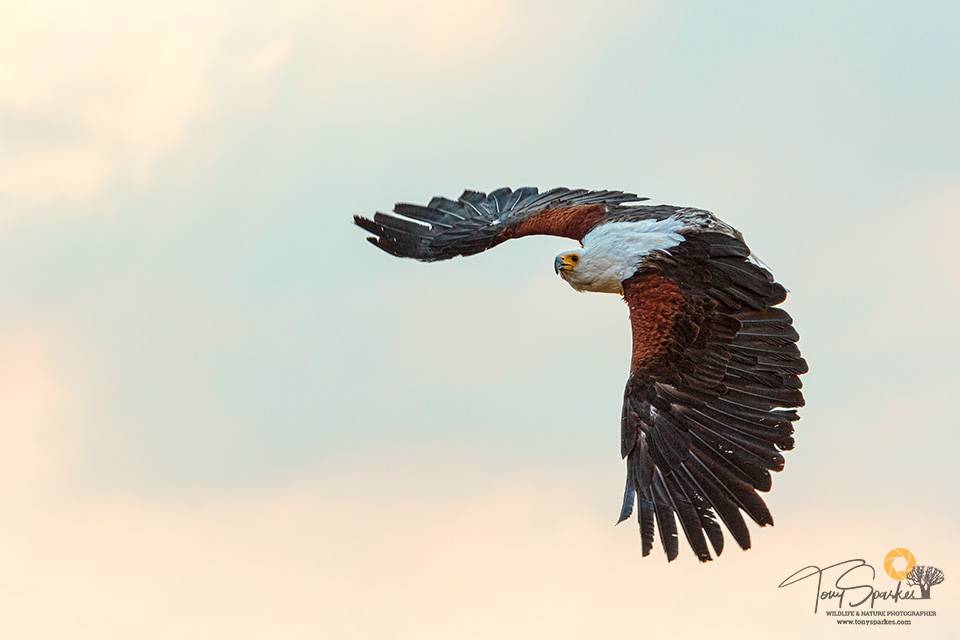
[884,548,945,599]
[906,565,945,599]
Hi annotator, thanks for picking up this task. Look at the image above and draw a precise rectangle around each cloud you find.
[0,2,222,206]
[919,182,960,285]
[246,39,295,82]
[323,0,515,58]
[0,332,76,501]
[0,0,534,211]
[0,325,955,639]
[2,439,955,639]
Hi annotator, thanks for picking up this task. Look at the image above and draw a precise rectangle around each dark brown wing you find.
[354,187,647,261]
[618,232,806,562]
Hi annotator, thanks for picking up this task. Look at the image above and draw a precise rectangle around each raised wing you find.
[618,232,806,561]
[354,187,647,261]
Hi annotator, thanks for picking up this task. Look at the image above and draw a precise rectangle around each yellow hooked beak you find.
[554,254,577,275]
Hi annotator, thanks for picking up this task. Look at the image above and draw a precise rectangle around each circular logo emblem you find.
[884,548,916,580]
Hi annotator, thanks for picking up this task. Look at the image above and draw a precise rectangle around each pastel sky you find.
[2,1,958,638]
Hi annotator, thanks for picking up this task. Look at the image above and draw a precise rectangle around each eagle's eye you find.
[570,254,579,263]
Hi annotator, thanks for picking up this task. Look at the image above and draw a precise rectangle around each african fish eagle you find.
[354,187,806,562]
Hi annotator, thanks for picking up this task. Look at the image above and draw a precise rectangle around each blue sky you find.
[2,2,958,637]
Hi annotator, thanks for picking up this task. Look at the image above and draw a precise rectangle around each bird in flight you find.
[355,187,806,562]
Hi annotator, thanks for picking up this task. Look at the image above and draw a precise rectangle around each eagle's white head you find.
[554,218,688,295]
[555,248,628,294]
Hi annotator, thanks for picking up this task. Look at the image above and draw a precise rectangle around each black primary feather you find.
[619,229,805,561]
[354,186,648,261]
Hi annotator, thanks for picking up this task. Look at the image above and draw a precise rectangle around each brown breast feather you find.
[624,274,686,373]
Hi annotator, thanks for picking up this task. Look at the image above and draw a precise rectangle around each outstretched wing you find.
[354,187,647,261]
[618,231,806,562]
